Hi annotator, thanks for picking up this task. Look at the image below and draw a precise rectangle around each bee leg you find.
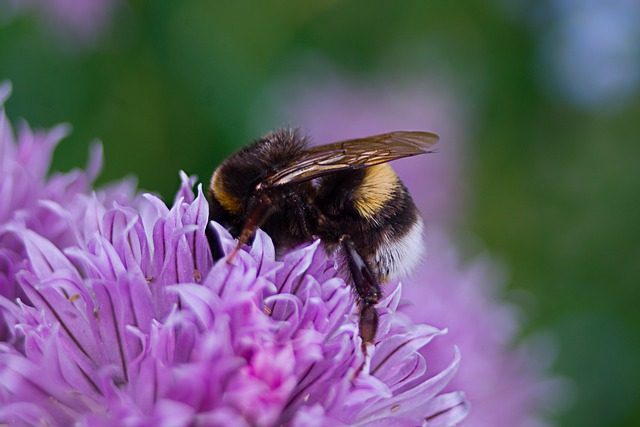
[228,193,274,263]
[340,235,381,351]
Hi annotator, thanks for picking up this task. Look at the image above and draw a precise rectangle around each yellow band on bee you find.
[211,168,243,214]
[353,164,398,219]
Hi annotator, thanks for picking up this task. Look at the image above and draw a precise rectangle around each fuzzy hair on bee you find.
[207,128,438,349]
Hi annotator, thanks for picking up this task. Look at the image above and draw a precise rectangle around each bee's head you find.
[208,128,308,236]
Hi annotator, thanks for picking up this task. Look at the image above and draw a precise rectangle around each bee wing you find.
[264,131,439,187]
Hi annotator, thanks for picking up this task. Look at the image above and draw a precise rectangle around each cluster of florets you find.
[0,82,468,426]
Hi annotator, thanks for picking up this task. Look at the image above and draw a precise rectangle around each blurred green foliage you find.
[1,1,639,426]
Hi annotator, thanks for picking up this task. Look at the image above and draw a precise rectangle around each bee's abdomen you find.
[373,216,425,280]
[357,178,425,280]
[318,164,425,281]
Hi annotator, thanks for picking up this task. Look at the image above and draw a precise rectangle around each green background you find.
[1,1,638,426]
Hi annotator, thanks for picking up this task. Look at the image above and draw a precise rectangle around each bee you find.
[207,128,438,349]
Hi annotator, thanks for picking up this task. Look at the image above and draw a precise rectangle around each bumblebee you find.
[207,128,438,348]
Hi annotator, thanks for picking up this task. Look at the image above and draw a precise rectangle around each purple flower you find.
[401,228,565,427]
[0,83,468,425]
[0,81,134,339]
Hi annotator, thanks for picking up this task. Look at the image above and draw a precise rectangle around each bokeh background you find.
[1,1,639,426]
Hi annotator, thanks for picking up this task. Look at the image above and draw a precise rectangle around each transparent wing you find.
[264,131,438,187]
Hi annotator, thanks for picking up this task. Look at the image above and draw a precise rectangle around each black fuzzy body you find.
[208,128,422,279]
